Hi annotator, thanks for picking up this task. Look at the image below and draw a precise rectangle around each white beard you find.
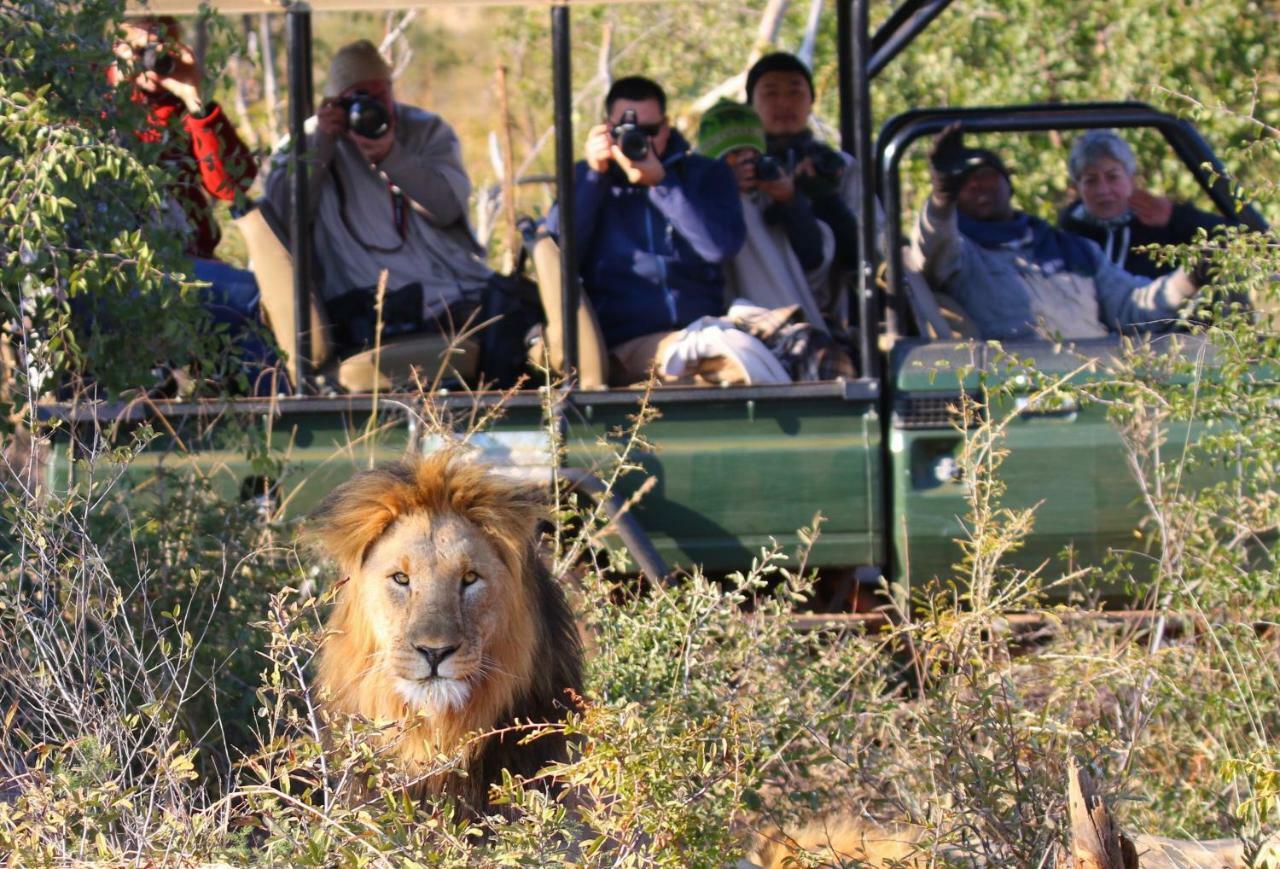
[395,677,472,716]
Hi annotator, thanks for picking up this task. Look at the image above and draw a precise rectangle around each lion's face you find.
[357,509,520,716]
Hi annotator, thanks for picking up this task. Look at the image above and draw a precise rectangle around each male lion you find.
[307,451,583,814]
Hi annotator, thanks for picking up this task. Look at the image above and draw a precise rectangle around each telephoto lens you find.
[807,144,846,180]
[342,91,391,139]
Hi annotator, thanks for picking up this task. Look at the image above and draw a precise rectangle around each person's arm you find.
[647,158,745,264]
[183,103,257,202]
[373,115,469,227]
[913,197,967,291]
[1093,247,1198,331]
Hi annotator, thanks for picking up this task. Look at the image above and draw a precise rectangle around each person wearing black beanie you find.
[745,51,884,323]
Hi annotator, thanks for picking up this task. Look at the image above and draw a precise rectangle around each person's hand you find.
[729,156,757,193]
[1130,188,1174,228]
[757,169,795,204]
[612,143,665,187]
[928,122,966,207]
[316,99,347,138]
[584,123,613,174]
[152,43,203,114]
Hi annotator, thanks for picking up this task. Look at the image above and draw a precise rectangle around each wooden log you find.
[1065,758,1138,869]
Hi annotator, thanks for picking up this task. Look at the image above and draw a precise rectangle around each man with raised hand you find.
[912,125,1203,341]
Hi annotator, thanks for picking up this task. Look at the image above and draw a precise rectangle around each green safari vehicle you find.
[42,0,1271,607]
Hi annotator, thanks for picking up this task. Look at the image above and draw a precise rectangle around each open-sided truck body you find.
[43,0,1270,596]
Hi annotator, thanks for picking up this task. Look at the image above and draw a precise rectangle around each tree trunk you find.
[258,13,280,143]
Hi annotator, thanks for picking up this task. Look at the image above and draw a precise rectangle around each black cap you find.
[954,147,1012,183]
[746,52,815,104]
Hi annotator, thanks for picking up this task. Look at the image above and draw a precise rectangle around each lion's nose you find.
[415,644,459,675]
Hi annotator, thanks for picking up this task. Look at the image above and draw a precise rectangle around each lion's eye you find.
[390,571,410,587]
[461,570,481,588]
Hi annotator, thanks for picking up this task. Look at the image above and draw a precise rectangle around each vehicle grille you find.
[894,394,976,429]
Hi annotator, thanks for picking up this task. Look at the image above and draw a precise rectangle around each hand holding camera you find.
[319,90,395,164]
[752,154,795,204]
[585,110,665,186]
[118,33,203,114]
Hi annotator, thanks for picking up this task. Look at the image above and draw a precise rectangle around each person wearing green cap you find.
[699,99,833,334]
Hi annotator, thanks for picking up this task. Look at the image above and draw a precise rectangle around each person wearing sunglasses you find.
[545,76,747,384]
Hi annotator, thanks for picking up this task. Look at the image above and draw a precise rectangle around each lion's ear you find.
[305,463,418,569]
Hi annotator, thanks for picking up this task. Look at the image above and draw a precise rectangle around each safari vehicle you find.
[43,0,1271,604]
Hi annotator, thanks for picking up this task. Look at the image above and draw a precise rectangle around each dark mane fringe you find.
[305,449,547,574]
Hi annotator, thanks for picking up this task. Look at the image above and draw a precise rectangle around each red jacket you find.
[139,93,257,259]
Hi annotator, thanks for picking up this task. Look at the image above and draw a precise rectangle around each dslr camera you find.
[752,154,783,182]
[802,142,846,181]
[610,109,651,162]
[340,91,391,140]
[140,44,174,76]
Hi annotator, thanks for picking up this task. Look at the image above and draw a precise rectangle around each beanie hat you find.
[955,147,1013,184]
[323,39,392,98]
[698,99,766,160]
[745,52,815,104]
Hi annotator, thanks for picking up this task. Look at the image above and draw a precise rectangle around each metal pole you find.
[286,3,312,393]
[836,0,855,157]
[849,0,877,382]
[552,5,579,382]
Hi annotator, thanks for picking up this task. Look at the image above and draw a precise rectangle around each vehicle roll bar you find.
[286,2,313,393]
[875,102,1271,332]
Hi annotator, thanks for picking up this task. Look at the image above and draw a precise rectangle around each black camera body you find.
[141,45,174,77]
[753,154,783,182]
[340,91,391,140]
[610,109,650,162]
[804,142,846,181]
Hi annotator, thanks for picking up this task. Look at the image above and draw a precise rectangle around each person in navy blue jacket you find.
[546,76,747,383]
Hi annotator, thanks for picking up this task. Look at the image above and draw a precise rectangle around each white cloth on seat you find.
[657,315,791,385]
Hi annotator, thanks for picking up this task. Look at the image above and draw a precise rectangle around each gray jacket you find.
[911,198,1195,340]
[265,104,491,312]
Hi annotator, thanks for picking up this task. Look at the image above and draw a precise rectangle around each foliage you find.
[0,0,224,402]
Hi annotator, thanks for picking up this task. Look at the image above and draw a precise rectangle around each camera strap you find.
[330,161,408,253]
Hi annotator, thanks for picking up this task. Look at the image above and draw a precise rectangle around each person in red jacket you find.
[112,15,257,259]
[110,16,276,393]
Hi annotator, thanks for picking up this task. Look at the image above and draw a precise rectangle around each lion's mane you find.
[307,451,583,812]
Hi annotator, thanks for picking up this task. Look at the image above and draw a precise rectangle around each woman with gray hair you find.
[1058,129,1227,279]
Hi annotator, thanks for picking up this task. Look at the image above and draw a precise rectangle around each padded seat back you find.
[232,205,332,382]
[902,245,980,340]
[529,235,608,389]
[337,332,479,393]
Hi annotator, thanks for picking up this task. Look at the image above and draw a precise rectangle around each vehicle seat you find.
[234,202,479,392]
[528,235,608,389]
[902,245,980,340]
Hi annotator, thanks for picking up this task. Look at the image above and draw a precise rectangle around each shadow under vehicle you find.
[42,0,1273,607]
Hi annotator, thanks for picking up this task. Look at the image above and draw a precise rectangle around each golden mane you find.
[306,450,582,812]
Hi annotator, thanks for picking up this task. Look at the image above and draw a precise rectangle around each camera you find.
[141,44,174,77]
[610,109,650,162]
[340,91,391,140]
[804,142,846,181]
[753,154,783,182]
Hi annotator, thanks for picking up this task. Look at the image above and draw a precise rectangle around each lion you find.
[306,451,583,814]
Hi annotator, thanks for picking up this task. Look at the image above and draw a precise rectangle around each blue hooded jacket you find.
[545,130,746,348]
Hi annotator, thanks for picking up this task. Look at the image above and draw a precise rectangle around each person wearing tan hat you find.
[264,39,494,363]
